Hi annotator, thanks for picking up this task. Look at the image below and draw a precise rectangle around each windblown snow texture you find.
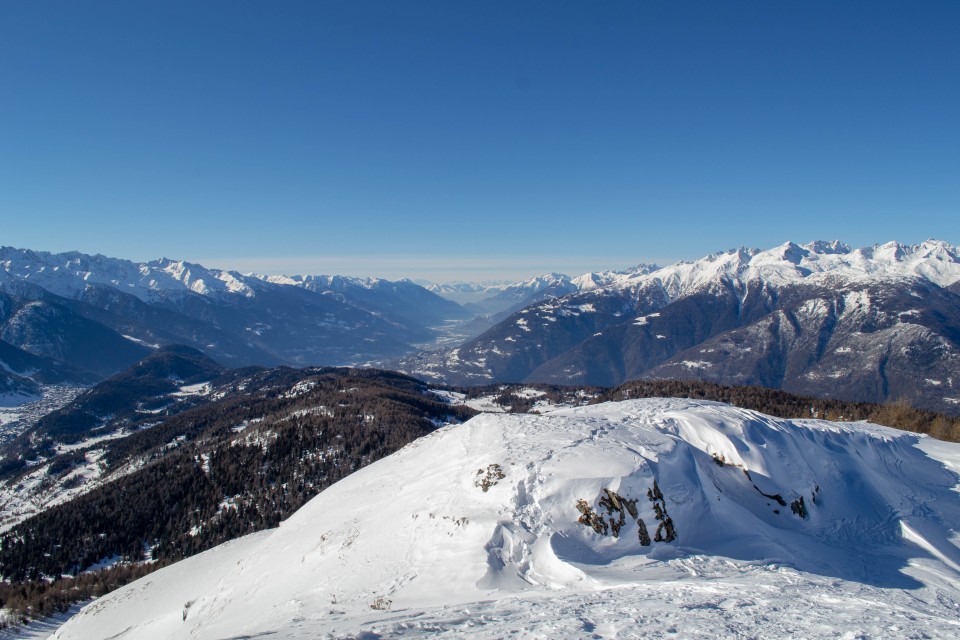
[54,399,960,639]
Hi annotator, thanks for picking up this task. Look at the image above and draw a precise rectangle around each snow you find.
[122,334,161,349]
[429,389,466,404]
[0,430,150,533]
[16,240,950,334]
[0,385,85,446]
[0,604,86,640]
[570,265,657,291]
[0,248,264,302]
[633,312,661,326]
[282,380,318,398]
[432,388,585,416]
[513,387,546,399]
[560,240,960,316]
[52,399,960,640]
[428,268,655,304]
[170,382,212,397]
[464,396,507,413]
[424,280,516,305]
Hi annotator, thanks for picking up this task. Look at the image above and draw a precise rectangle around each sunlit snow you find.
[52,399,960,640]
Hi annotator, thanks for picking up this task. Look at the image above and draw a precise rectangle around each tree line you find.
[598,379,960,442]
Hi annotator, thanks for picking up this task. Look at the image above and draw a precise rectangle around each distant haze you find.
[191,254,660,282]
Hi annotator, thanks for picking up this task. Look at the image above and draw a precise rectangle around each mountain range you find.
[400,240,960,415]
[3,240,960,418]
[426,267,655,319]
[0,247,470,383]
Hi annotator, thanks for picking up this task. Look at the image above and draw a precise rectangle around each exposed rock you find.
[648,480,677,543]
[637,517,651,546]
[474,464,506,492]
[753,485,787,507]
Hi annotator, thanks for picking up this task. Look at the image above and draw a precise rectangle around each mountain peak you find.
[803,239,851,255]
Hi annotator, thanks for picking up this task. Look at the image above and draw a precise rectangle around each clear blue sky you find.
[2,1,958,281]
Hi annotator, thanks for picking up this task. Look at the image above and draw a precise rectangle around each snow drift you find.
[53,399,960,639]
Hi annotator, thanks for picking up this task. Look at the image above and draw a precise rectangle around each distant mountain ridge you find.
[0,246,469,378]
[398,240,960,414]
[261,273,469,331]
[427,266,655,318]
[5,241,960,414]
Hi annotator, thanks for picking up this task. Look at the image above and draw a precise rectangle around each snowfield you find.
[53,399,960,639]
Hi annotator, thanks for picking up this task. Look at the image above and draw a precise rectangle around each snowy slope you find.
[54,399,960,639]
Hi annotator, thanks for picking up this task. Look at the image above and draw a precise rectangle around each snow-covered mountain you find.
[0,248,257,303]
[399,240,960,414]
[0,247,468,374]
[52,398,960,639]
[427,273,577,315]
[428,267,655,319]
[570,263,659,291]
[424,280,512,304]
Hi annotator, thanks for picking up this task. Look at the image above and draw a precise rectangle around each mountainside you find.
[464,273,578,316]
[0,340,97,408]
[51,398,960,639]
[0,287,151,379]
[400,240,960,414]
[264,274,470,333]
[0,374,37,408]
[0,340,98,388]
[12,346,224,452]
[0,247,468,369]
[0,366,475,580]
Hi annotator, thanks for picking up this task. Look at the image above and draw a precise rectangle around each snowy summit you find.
[53,398,960,639]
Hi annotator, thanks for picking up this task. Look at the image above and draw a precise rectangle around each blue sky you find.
[2,1,958,281]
